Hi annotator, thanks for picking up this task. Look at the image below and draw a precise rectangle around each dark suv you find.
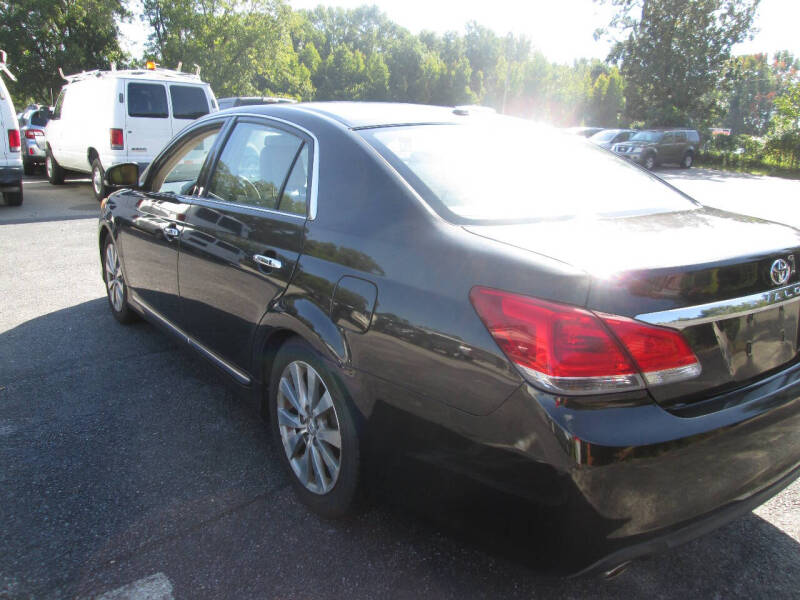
[612,128,700,169]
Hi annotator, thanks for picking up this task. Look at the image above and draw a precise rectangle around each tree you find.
[596,0,760,126]
[0,0,129,106]
[142,0,313,100]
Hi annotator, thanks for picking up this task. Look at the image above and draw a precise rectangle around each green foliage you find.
[0,0,129,107]
[597,0,760,127]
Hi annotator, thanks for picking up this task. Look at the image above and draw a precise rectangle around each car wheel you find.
[102,236,137,324]
[269,338,361,518]
[23,158,35,176]
[91,159,108,201]
[3,188,23,206]
[46,149,65,185]
[681,152,693,168]
[643,154,655,170]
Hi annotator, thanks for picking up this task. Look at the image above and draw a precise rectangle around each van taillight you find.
[469,287,701,396]
[110,128,124,150]
[8,129,20,152]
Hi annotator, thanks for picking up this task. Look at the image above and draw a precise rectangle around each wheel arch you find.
[88,147,100,167]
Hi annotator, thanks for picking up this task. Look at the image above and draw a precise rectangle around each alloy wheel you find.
[277,360,342,495]
[104,242,124,312]
[46,155,53,179]
[93,165,103,195]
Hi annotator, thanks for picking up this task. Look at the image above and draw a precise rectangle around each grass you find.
[696,151,800,180]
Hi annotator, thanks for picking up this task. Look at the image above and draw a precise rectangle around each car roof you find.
[235,102,468,129]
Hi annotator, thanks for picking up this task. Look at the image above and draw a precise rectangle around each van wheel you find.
[91,159,108,201]
[681,152,694,168]
[46,150,65,185]
[269,337,362,518]
[3,188,23,206]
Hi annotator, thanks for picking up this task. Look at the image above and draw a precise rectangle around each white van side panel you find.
[0,75,20,165]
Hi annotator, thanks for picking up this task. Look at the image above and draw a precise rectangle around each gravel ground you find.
[0,171,798,599]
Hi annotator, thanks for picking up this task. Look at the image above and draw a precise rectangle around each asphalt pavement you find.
[1,169,798,599]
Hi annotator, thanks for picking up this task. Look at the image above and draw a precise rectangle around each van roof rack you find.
[58,63,202,84]
[0,50,18,82]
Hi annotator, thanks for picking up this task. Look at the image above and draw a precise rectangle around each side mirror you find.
[105,163,139,188]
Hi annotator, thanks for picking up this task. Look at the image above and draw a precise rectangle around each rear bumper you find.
[383,359,800,572]
[0,165,23,190]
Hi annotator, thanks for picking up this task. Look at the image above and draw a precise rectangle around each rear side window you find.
[128,83,168,118]
[688,131,700,143]
[53,90,65,119]
[170,86,209,120]
[675,132,687,142]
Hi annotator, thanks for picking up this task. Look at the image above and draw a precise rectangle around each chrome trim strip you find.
[230,112,320,220]
[131,296,252,385]
[636,283,800,329]
[191,194,305,220]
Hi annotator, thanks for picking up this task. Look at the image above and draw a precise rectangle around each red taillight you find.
[110,128,124,150]
[469,287,700,396]
[8,129,20,152]
[25,129,44,139]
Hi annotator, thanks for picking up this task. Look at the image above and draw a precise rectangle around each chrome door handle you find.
[163,225,181,240]
[254,254,282,270]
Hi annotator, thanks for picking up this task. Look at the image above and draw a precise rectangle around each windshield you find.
[630,131,663,142]
[590,130,619,142]
[362,120,697,223]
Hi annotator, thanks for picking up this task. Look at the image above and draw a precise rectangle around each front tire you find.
[643,154,656,170]
[46,149,65,185]
[269,338,361,518]
[3,188,23,206]
[91,159,108,201]
[102,236,137,324]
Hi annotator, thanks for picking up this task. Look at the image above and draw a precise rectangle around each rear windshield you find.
[170,85,209,119]
[128,83,168,118]
[30,109,51,126]
[361,120,697,223]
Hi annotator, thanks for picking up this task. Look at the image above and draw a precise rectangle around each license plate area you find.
[713,302,800,381]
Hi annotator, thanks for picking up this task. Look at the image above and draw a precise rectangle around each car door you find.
[125,80,173,165]
[116,120,225,326]
[660,132,677,163]
[178,117,312,372]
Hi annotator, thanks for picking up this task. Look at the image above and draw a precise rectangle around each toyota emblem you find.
[770,258,791,286]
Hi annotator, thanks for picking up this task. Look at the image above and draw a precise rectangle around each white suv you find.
[0,51,22,206]
[45,64,217,200]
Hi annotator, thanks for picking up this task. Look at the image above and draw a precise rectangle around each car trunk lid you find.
[465,207,800,406]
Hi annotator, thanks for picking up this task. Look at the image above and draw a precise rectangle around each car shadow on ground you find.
[1,299,798,598]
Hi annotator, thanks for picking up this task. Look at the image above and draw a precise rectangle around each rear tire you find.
[23,158,35,176]
[269,337,361,518]
[681,152,694,169]
[102,236,137,324]
[46,149,65,185]
[91,158,108,201]
[3,188,23,206]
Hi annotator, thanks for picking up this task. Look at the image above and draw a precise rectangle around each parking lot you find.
[1,169,799,599]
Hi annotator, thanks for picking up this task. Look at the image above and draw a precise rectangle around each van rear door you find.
[124,80,173,165]
[168,84,211,137]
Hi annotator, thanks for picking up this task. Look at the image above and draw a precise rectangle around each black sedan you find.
[98,102,800,575]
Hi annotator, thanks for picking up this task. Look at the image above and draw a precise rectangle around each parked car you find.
[98,102,800,575]
[45,63,217,200]
[588,128,636,149]
[0,50,22,206]
[217,96,297,110]
[612,128,700,169]
[564,126,604,137]
[17,104,51,174]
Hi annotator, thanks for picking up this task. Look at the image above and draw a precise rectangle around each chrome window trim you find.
[191,194,306,220]
[222,112,319,220]
[636,283,800,329]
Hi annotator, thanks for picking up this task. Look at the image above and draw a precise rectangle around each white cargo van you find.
[45,64,217,200]
[0,50,23,206]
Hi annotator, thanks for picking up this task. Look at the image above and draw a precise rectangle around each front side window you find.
[128,82,168,118]
[170,85,210,120]
[208,122,304,211]
[630,131,663,142]
[151,127,220,194]
[362,120,698,223]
